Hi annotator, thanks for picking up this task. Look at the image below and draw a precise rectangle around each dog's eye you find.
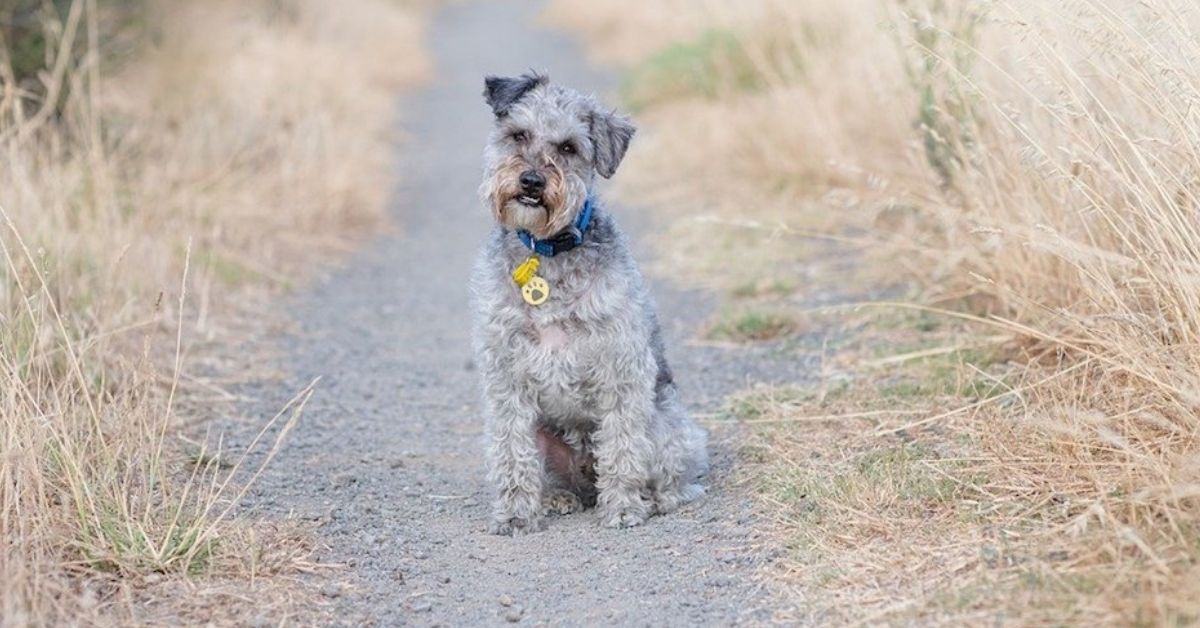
[510,130,529,144]
[558,142,576,155]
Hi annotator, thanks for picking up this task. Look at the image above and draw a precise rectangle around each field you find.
[9,0,1200,623]
[545,0,1200,622]
[0,0,427,623]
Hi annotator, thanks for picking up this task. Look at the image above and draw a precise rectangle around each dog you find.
[469,72,708,535]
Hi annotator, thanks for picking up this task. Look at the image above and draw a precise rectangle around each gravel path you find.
[236,2,814,625]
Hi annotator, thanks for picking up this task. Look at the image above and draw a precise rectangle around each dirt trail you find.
[235,1,813,624]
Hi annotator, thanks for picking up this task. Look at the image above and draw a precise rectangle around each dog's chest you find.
[488,238,636,421]
[506,281,612,419]
[512,262,606,352]
[516,307,591,363]
[535,323,569,350]
[511,315,602,423]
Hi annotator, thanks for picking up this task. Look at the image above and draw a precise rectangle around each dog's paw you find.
[542,490,584,516]
[488,515,545,536]
[598,505,647,529]
[653,483,706,515]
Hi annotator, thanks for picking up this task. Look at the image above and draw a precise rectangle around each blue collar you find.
[516,196,595,257]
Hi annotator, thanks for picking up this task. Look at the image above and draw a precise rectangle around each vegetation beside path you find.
[1,0,427,623]
[546,0,1200,622]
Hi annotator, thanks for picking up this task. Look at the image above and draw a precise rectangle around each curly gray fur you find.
[470,73,708,535]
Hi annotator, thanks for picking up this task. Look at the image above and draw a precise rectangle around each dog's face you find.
[480,73,635,239]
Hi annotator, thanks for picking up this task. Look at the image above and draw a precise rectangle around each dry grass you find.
[1,0,427,623]
[546,0,914,292]
[548,0,1200,623]
[729,307,1200,624]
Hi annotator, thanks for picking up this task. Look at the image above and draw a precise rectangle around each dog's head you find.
[479,72,635,239]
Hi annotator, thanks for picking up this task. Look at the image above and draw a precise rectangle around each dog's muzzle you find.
[517,170,546,207]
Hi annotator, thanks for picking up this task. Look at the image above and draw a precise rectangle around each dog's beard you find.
[500,199,551,234]
[483,158,587,239]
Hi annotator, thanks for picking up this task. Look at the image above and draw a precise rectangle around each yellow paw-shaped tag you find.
[513,255,550,306]
[522,276,550,306]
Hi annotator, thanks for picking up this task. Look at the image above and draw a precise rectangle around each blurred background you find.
[3,0,1199,624]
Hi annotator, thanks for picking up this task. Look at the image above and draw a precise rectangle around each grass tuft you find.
[706,308,797,342]
[622,29,765,110]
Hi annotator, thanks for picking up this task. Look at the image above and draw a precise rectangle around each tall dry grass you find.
[544,0,916,290]
[1,0,427,623]
[547,0,1200,621]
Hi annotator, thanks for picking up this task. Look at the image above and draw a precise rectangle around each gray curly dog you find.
[469,72,709,535]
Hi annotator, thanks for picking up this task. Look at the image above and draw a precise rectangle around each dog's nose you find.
[519,170,546,194]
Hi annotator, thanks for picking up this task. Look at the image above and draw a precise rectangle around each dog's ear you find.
[588,108,636,179]
[483,73,546,118]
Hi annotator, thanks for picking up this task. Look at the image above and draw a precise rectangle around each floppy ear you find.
[588,109,636,178]
[483,73,546,118]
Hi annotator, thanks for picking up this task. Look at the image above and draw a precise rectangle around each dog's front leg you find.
[485,388,545,536]
[593,393,654,528]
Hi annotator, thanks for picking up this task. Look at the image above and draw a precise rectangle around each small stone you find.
[389,458,406,469]
[410,599,433,613]
[503,605,524,623]
[321,583,342,598]
[440,575,451,584]
[392,570,406,584]
[706,575,736,588]
[413,550,430,560]
[498,594,514,607]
